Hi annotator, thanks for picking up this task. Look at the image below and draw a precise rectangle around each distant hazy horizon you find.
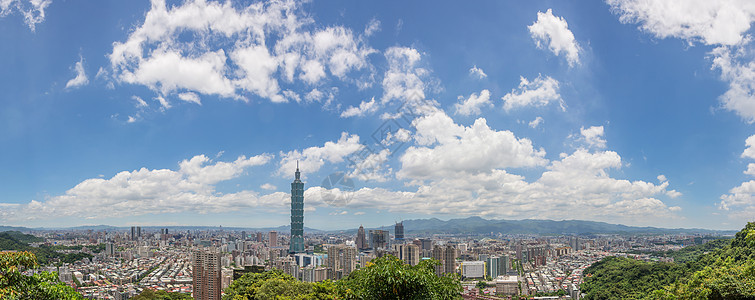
[0,0,753,231]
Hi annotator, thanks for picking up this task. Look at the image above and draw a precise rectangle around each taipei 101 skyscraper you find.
[289,161,305,254]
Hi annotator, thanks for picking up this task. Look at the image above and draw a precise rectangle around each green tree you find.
[131,289,193,300]
[337,255,462,300]
[0,251,82,300]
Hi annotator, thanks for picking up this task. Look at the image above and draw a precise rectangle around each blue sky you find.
[1,0,754,230]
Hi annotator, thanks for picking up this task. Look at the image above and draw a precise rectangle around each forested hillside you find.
[581,223,755,299]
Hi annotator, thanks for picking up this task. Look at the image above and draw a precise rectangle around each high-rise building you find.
[105,243,115,257]
[399,244,420,266]
[443,245,457,274]
[326,245,357,279]
[394,221,404,242]
[419,238,432,251]
[570,236,580,252]
[431,244,457,275]
[289,162,305,254]
[136,226,141,239]
[193,250,222,300]
[268,231,278,247]
[256,232,263,243]
[241,231,246,241]
[130,226,136,241]
[356,225,367,250]
[368,230,389,249]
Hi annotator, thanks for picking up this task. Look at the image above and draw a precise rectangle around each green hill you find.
[581,222,755,299]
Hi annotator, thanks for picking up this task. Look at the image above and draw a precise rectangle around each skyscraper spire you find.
[290,162,304,254]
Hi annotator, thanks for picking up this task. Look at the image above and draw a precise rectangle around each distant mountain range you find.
[0,217,735,236]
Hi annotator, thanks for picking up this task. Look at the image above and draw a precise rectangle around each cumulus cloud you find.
[469,65,487,79]
[607,0,755,46]
[528,9,581,66]
[381,46,426,105]
[260,183,277,191]
[277,132,364,177]
[580,126,607,149]
[398,110,547,179]
[340,97,378,118]
[711,46,755,123]
[0,0,51,31]
[65,56,89,89]
[454,89,492,116]
[109,0,375,106]
[502,74,564,111]
[0,153,275,220]
[529,116,543,128]
[309,146,680,226]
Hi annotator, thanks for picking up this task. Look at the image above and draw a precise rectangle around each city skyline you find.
[1,0,755,230]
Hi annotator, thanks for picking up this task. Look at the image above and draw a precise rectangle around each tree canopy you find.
[223,255,462,300]
[581,222,755,300]
[0,251,82,300]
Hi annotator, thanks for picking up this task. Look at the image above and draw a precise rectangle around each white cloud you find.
[132,96,147,108]
[657,174,667,182]
[309,147,680,226]
[277,132,364,177]
[743,134,755,159]
[529,116,543,128]
[711,46,755,123]
[528,9,581,66]
[0,153,274,220]
[381,46,426,105]
[398,110,547,179]
[178,92,201,105]
[65,56,89,89]
[109,0,375,106]
[0,0,51,31]
[340,97,378,118]
[454,89,492,116]
[155,96,171,111]
[260,183,277,191]
[580,126,607,149]
[607,0,755,46]
[745,163,755,175]
[469,65,487,79]
[502,74,564,111]
[364,18,381,37]
[348,148,392,182]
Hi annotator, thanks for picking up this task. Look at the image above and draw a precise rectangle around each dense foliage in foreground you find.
[0,251,81,299]
[581,222,755,299]
[223,255,462,300]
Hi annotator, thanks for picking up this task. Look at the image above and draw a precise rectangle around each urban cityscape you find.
[1,166,738,299]
[1,0,755,299]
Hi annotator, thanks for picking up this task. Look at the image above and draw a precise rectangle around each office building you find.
[193,250,222,300]
[289,162,305,254]
[268,231,278,247]
[461,261,485,278]
[256,232,263,243]
[394,221,404,242]
[356,225,367,250]
[368,229,389,250]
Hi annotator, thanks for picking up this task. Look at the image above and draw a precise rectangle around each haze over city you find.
[1,0,754,231]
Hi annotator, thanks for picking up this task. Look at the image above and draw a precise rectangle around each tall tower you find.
[394,221,404,242]
[289,161,305,254]
[356,225,367,250]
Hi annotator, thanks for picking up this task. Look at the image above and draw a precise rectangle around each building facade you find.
[289,163,305,253]
[193,250,222,300]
